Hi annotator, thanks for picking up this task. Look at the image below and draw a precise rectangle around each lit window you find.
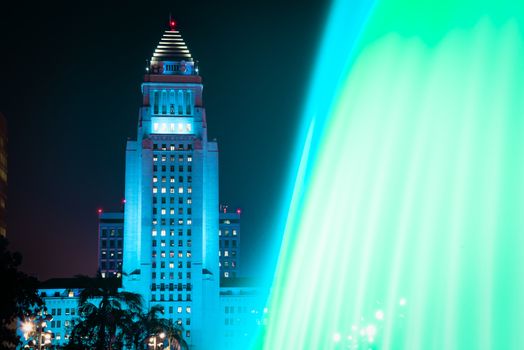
[153,177,158,183]
[224,272,229,278]
[153,123,159,132]
[187,219,192,225]
[170,187,175,194]
[169,262,174,269]
[233,230,237,236]
[152,230,157,236]
[170,145,175,151]
[187,156,192,162]
[170,177,175,183]
[161,176,166,183]
[186,123,192,132]
[161,251,166,258]
[162,155,166,162]
[161,187,167,194]
[161,209,166,215]
[178,251,183,258]
[224,251,229,257]
[218,230,221,236]
[186,306,191,314]
[177,307,182,313]
[161,240,166,247]
[187,187,192,194]
[170,209,175,215]
[178,187,184,194]
[161,229,166,236]
[186,251,191,258]
[187,198,192,204]
[153,187,158,193]
[153,155,158,162]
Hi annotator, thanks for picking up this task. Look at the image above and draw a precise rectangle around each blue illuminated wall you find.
[122,27,219,350]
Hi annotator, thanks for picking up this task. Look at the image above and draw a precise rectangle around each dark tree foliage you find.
[65,275,143,350]
[0,236,43,348]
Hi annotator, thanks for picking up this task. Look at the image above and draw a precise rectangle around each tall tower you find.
[123,20,219,349]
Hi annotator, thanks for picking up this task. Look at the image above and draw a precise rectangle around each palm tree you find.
[161,318,188,350]
[124,305,188,350]
[124,304,164,350]
[66,275,143,350]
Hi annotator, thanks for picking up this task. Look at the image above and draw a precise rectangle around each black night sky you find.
[0,0,329,280]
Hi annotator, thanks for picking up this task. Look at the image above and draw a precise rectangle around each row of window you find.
[154,153,192,161]
[153,144,191,151]
[154,196,192,205]
[153,175,192,183]
[152,270,194,279]
[152,260,192,268]
[100,228,123,237]
[152,229,192,237]
[153,247,192,258]
[153,218,191,226]
[100,250,122,257]
[50,308,76,316]
[151,283,193,291]
[100,239,123,248]
[151,272,191,280]
[153,186,193,194]
[152,239,192,248]
[219,250,237,257]
[100,261,122,269]
[220,240,238,248]
[153,208,192,215]
[219,229,239,236]
[219,261,237,268]
[152,261,192,269]
[154,164,192,173]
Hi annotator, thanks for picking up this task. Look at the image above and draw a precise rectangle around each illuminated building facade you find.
[122,21,219,349]
[97,211,124,278]
[219,206,241,278]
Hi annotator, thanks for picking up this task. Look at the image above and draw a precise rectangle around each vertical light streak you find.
[257,0,524,349]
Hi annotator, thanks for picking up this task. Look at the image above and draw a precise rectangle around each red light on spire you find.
[122,198,126,204]
[170,19,176,30]
[236,208,242,215]
[97,208,103,215]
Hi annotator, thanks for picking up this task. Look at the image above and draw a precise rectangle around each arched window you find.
[161,90,167,114]
[178,90,184,115]
[169,90,176,114]
[185,90,192,115]
[153,90,159,114]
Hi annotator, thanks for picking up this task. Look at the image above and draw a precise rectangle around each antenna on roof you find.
[169,13,176,31]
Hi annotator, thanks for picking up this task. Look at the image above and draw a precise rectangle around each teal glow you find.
[257,0,524,349]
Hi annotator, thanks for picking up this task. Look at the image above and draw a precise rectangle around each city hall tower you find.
[123,20,219,349]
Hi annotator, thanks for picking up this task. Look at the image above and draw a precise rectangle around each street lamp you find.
[21,314,54,350]
[148,332,167,349]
